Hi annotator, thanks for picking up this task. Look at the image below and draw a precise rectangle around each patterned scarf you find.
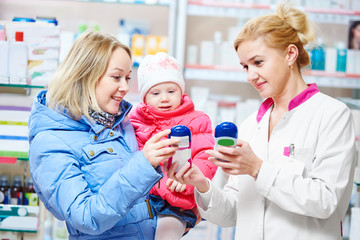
[88,108,122,128]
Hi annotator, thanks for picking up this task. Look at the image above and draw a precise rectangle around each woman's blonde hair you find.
[234,2,315,69]
[47,31,131,120]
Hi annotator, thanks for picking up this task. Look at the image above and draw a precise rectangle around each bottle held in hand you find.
[168,125,192,172]
[214,122,238,161]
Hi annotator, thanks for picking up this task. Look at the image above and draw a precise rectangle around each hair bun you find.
[276,2,315,46]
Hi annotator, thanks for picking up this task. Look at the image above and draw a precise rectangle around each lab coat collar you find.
[256,83,319,123]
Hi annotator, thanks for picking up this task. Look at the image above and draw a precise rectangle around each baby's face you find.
[145,82,182,111]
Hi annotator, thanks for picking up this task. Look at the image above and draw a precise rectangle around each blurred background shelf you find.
[0,83,46,89]
[185,64,360,89]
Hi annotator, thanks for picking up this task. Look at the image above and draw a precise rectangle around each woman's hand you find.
[166,178,186,192]
[164,161,210,193]
[205,139,263,179]
[142,129,179,168]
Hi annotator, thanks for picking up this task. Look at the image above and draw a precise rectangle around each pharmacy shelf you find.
[303,70,360,89]
[0,76,46,89]
[187,0,360,23]
[0,205,39,233]
[0,0,176,89]
[0,153,28,163]
[0,105,30,163]
[184,64,360,89]
[184,64,246,82]
[188,0,270,10]
[73,0,170,6]
[0,83,45,89]
[304,7,360,16]
[338,98,360,110]
[187,1,272,18]
[303,70,360,79]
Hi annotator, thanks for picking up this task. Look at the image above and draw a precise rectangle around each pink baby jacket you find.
[129,95,217,209]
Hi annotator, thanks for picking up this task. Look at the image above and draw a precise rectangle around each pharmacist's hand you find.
[142,129,179,168]
[205,139,262,179]
[164,161,210,193]
[166,178,186,192]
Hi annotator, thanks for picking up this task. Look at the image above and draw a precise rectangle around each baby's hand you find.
[166,178,186,192]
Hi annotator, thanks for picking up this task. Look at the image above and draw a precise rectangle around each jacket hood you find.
[28,90,132,142]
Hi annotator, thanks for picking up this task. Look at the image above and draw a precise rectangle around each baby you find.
[129,52,218,239]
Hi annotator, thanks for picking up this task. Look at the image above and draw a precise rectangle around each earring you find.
[289,64,293,69]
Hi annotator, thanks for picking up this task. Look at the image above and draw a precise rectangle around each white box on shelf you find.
[186,45,198,65]
[5,22,60,41]
[221,41,239,67]
[5,21,60,85]
[0,205,40,232]
[0,106,31,160]
[205,100,219,129]
[30,71,55,86]
[325,47,336,73]
[200,41,215,66]
[28,59,58,86]
[191,86,210,112]
[346,49,356,74]
[8,32,28,84]
[59,31,75,63]
[349,207,360,240]
[0,40,9,83]
[356,51,360,75]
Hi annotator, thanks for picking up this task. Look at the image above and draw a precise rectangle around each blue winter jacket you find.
[28,90,162,239]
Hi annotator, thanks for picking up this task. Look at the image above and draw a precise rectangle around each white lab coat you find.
[196,88,356,240]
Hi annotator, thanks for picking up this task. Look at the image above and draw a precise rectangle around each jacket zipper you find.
[145,199,154,218]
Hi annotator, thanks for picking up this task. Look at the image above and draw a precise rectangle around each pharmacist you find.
[167,3,356,240]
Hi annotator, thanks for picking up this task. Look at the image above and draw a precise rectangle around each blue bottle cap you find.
[169,125,192,142]
[12,17,36,22]
[215,122,238,139]
[36,17,58,26]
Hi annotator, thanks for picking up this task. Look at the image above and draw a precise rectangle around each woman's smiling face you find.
[95,47,132,114]
[237,38,290,99]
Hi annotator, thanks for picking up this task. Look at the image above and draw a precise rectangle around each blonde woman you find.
[28,31,179,240]
[167,3,356,239]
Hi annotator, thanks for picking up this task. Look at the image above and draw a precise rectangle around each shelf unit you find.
[0,205,40,233]
[0,104,38,235]
[70,0,177,57]
[74,0,171,6]
[0,0,178,160]
[0,83,45,89]
[0,91,53,239]
[186,0,360,21]
[0,105,31,164]
[176,1,360,92]
[0,1,178,239]
[185,64,360,90]
[1,1,359,239]
[0,0,177,89]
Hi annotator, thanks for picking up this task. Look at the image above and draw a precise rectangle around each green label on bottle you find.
[218,139,235,146]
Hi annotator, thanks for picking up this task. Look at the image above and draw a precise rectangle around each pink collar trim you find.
[256,83,319,123]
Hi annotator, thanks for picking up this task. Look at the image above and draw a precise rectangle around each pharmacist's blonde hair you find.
[234,2,315,69]
[47,31,131,120]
